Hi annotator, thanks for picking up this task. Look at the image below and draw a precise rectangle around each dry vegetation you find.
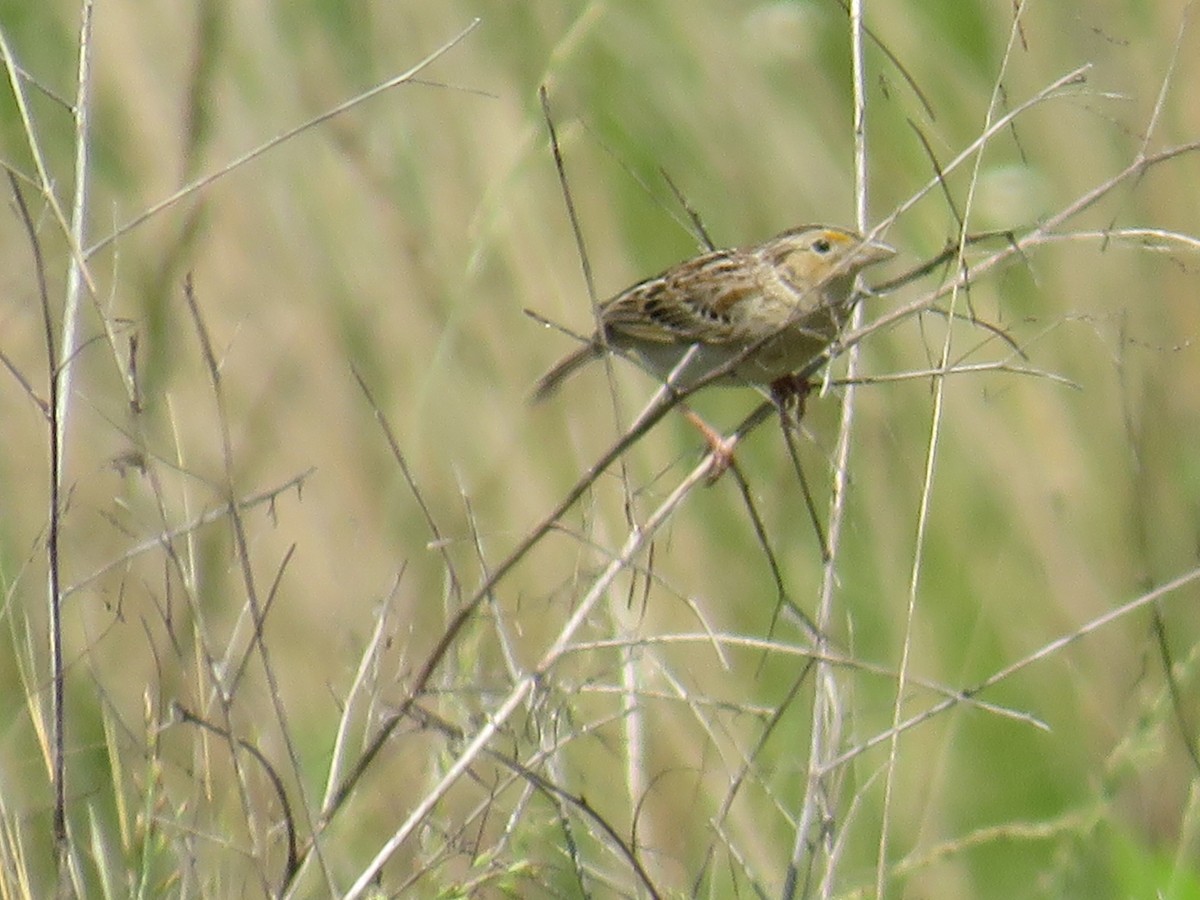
[2,1,1199,897]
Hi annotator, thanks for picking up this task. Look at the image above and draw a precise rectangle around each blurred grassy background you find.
[2,0,1199,896]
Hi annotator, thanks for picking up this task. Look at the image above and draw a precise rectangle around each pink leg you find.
[681,408,737,482]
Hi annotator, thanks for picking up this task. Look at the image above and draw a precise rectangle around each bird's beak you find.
[858,237,897,265]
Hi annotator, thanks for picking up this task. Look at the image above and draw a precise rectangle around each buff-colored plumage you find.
[531,225,895,402]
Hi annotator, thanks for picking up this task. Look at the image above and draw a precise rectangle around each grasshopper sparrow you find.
[531,225,895,402]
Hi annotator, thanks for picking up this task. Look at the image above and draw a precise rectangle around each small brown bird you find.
[531,224,895,403]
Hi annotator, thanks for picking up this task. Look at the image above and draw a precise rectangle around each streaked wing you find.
[599,250,761,345]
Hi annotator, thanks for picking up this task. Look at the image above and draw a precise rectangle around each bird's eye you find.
[812,237,832,254]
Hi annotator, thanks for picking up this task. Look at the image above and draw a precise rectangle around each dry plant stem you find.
[354,365,465,606]
[5,31,480,885]
[788,1,869,896]
[559,632,1044,727]
[12,1,96,874]
[8,172,68,871]
[541,87,650,837]
[832,70,1200,843]
[319,352,776,824]
[659,165,716,250]
[0,338,48,414]
[540,85,636,501]
[181,277,330,894]
[463,495,523,683]
[227,544,297,695]
[61,0,94,480]
[883,3,1026,890]
[0,34,77,258]
[110,384,294,891]
[829,0,936,121]
[575,118,713,252]
[822,565,1200,776]
[334,241,899,890]
[868,230,1013,295]
[776,409,830,566]
[694,663,816,896]
[339,452,722,900]
[881,64,1089,232]
[172,703,300,893]
[1120,9,1200,779]
[320,378,671,819]
[1128,4,1189,191]
[167,364,273,898]
[614,588,649,863]
[540,86,598,313]
[849,136,1200,358]
[727,460,821,642]
[1119,298,1200,775]
[317,569,403,815]
[852,361,1077,390]
[1,14,132,406]
[407,704,656,898]
[62,469,312,597]
[86,18,481,257]
[401,704,633,897]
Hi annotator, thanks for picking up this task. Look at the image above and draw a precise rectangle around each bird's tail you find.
[529,343,602,404]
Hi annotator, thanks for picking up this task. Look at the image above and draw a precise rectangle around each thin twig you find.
[878,7,1031,894]
[8,164,67,864]
[539,85,636,504]
[321,378,777,831]
[410,704,663,899]
[836,138,1200,369]
[659,167,716,250]
[829,0,937,121]
[340,442,724,899]
[86,18,482,257]
[726,458,820,641]
[173,703,300,894]
[777,409,831,565]
[62,469,312,597]
[694,663,816,897]
[1,15,132,404]
[181,275,328,893]
[821,566,1200,775]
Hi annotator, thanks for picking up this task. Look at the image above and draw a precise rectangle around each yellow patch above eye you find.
[817,230,853,249]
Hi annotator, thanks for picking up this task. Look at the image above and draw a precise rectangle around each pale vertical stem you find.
[50,0,95,865]
[617,601,648,854]
[60,2,92,470]
[789,2,869,898]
